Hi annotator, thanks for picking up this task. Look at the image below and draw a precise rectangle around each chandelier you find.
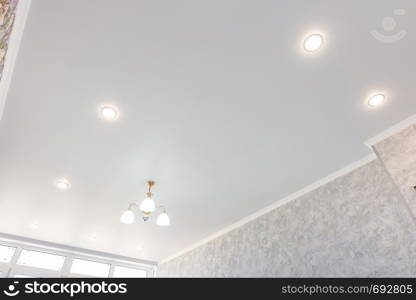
[120,181,170,226]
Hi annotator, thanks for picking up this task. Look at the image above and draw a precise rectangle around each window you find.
[0,245,16,263]
[70,259,110,277]
[0,239,153,278]
[17,250,65,271]
[113,266,147,278]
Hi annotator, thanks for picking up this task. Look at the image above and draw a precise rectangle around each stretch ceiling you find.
[0,0,415,262]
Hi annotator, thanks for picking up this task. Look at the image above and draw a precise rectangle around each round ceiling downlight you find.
[304,34,324,52]
[99,105,119,120]
[54,179,71,190]
[368,94,386,107]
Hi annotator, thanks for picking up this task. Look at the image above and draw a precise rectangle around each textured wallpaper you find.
[158,160,416,277]
[374,125,416,219]
[0,0,18,80]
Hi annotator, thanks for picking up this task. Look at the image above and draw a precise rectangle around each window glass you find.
[0,245,16,263]
[70,259,110,277]
[113,266,147,278]
[17,250,65,271]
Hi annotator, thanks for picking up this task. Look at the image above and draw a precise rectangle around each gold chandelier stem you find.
[147,180,155,193]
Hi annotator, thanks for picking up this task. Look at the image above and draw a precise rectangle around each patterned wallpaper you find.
[374,125,416,220]
[0,0,18,80]
[158,160,416,277]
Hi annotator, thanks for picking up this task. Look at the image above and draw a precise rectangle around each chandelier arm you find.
[157,205,166,213]
[128,203,138,210]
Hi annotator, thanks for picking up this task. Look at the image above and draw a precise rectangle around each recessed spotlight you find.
[368,93,386,107]
[30,223,39,229]
[99,105,119,120]
[304,33,324,52]
[136,245,143,251]
[54,179,70,191]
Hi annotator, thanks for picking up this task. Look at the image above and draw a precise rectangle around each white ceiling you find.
[0,0,415,262]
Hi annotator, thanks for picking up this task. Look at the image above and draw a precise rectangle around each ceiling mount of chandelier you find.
[120,180,170,226]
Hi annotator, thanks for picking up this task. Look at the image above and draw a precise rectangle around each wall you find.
[374,124,416,220]
[158,159,416,277]
[0,0,18,79]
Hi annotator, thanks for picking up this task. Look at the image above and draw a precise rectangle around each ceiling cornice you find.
[160,113,416,265]
[159,153,377,265]
[365,113,416,147]
[0,0,31,121]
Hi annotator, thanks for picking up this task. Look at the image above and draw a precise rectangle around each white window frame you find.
[0,265,10,277]
[112,263,148,278]
[67,256,111,278]
[0,238,156,278]
[0,244,18,277]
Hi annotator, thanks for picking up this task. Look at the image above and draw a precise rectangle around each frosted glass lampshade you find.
[156,212,170,227]
[120,209,135,224]
[140,197,156,213]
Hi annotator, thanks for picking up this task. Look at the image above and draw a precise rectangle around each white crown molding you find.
[365,113,416,147]
[159,153,377,265]
[0,0,32,121]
